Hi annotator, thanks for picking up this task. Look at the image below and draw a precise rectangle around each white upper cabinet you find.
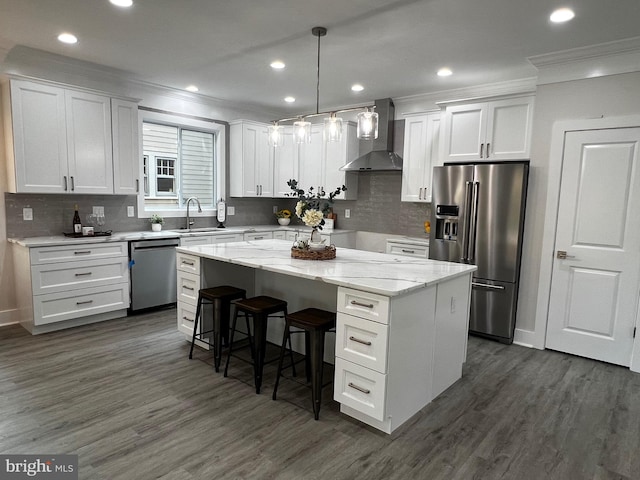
[297,124,325,196]
[229,120,274,197]
[273,126,299,198]
[401,111,440,203]
[112,98,140,195]
[4,78,139,195]
[440,95,534,162]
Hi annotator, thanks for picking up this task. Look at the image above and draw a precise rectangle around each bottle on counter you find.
[73,204,82,234]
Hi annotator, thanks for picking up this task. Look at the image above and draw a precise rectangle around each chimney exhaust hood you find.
[340,98,402,172]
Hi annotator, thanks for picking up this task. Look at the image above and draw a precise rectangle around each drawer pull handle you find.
[75,272,92,277]
[182,316,194,323]
[348,382,371,395]
[349,336,372,346]
[182,261,195,266]
[76,300,94,305]
[183,286,195,291]
[74,250,92,255]
[401,249,415,254]
[350,300,374,309]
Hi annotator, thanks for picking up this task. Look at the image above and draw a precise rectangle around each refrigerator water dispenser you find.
[435,205,459,241]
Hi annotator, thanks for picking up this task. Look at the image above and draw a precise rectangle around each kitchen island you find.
[176,239,476,434]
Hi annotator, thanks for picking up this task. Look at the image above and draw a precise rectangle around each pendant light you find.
[269,26,378,147]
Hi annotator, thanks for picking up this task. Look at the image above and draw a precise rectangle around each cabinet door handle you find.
[348,382,371,394]
[182,260,195,266]
[70,176,75,191]
[401,249,415,254]
[350,300,374,309]
[253,236,264,240]
[75,272,92,277]
[76,300,94,305]
[349,336,372,346]
[74,250,92,255]
[486,142,490,158]
[136,179,139,193]
[182,316,194,323]
[419,187,423,200]
[183,286,195,291]
[63,176,68,191]
[480,143,484,158]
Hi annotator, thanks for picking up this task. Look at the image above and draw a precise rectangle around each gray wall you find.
[5,172,430,238]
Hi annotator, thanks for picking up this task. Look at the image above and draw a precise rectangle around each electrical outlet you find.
[345,209,351,218]
[227,206,235,216]
[127,206,135,217]
[92,206,105,216]
[23,207,33,221]
[273,205,278,214]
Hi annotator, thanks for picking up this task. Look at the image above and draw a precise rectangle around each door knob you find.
[557,250,576,259]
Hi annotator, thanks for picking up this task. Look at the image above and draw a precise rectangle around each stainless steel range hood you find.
[340,98,402,171]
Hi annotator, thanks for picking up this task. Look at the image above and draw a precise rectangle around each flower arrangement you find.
[287,179,346,231]
[149,214,164,225]
[275,209,291,219]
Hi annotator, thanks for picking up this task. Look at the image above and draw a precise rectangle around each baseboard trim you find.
[513,328,543,350]
[0,308,19,327]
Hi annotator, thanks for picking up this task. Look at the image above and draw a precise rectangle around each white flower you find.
[302,209,324,227]
[295,200,305,218]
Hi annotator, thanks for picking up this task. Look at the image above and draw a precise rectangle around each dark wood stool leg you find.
[223,306,240,378]
[304,331,311,382]
[189,294,203,360]
[310,330,326,420]
[212,298,223,372]
[252,313,268,394]
[272,319,291,401]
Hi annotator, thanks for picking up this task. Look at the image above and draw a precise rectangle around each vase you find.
[151,223,162,232]
[277,218,290,226]
[310,227,321,243]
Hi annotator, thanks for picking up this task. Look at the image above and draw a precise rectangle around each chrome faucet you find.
[185,197,202,230]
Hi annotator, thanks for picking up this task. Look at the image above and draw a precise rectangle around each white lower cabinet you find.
[385,240,429,258]
[176,252,201,337]
[243,231,273,241]
[14,242,129,333]
[334,357,387,422]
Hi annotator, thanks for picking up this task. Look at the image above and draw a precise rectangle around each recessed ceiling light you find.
[185,85,199,92]
[437,67,453,77]
[284,96,295,103]
[550,7,575,23]
[57,33,78,44]
[270,61,285,70]
[351,84,364,92]
[110,0,133,7]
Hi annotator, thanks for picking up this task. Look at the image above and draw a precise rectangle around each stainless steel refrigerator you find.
[429,162,528,344]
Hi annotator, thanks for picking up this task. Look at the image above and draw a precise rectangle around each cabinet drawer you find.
[336,313,388,373]
[31,258,128,295]
[273,231,286,240]
[177,271,199,305]
[385,242,429,258]
[33,283,129,325]
[180,236,211,247]
[177,301,197,336]
[243,232,273,241]
[177,252,200,275]
[212,233,243,244]
[334,357,387,422]
[337,287,390,324]
[30,242,127,265]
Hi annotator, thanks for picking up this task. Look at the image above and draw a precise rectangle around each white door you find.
[545,127,640,366]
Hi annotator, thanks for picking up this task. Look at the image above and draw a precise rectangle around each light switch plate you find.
[127,206,135,217]
[92,206,105,216]
[23,207,33,221]
[345,209,351,218]
[227,206,235,216]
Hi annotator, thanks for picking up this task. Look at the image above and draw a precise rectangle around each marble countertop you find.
[8,226,355,247]
[177,239,475,297]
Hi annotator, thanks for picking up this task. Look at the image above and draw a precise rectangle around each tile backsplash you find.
[5,172,430,239]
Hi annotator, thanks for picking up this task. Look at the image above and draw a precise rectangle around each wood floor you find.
[1,309,639,480]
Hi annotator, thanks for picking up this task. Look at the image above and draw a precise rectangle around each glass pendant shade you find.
[293,120,312,144]
[357,110,379,140]
[323,116,343,142]
[268,124,282,147]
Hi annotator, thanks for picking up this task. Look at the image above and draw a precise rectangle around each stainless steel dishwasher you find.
[129,238,179,311]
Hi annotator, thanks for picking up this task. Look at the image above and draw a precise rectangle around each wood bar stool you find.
[272,308,336,420]
[188,285,246,372]
[224,295,291,394]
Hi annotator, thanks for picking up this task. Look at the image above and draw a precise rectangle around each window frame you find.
[137,110,226,219]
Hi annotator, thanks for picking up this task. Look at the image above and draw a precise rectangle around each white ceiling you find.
[1,0,639,116]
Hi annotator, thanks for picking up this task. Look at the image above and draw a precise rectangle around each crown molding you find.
[528,36,640,85]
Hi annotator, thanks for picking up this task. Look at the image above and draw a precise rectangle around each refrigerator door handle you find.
[467,181,480,262]
[461,181,474,261]
[472,281,506,290]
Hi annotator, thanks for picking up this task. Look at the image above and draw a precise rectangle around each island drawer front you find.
[30,242,128,265]
[334,357,387,422]
[33,283,129,325]
[385,242,429,258]
[177,302,197,336]
[177,252,201,275]
[337,287,390,324]
[336,313,388,373]
[177,271,200,305]
[212,233,243,244]
[31,258,129,295]
[243,232,274,241]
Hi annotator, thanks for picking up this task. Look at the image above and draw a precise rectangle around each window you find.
[139,110,226,217]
